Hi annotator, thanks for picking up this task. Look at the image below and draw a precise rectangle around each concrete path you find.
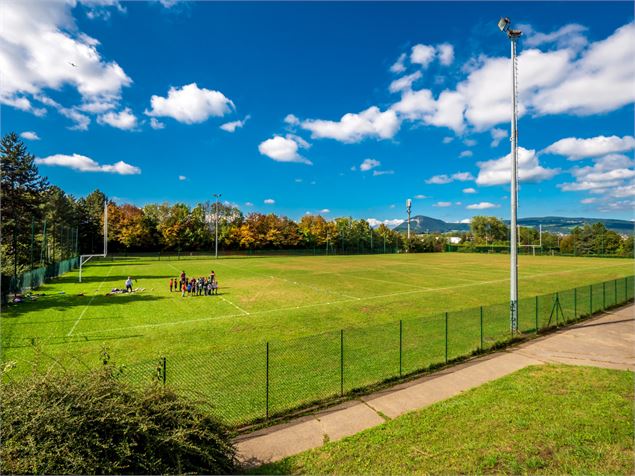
[236,304,635,467]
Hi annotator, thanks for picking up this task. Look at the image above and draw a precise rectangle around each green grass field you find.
[254,365,635,475]
[2,253,633,425]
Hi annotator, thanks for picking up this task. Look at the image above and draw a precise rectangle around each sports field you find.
[2,253,633,424]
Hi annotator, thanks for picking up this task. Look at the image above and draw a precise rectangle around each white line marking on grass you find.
[219,295,250,315]
[67,265,114,336]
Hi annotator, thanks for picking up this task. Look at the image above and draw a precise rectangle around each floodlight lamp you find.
[407,199,412,209]
[498,17,510,33]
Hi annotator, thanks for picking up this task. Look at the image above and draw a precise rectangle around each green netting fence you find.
[119,275,634,427]
[6,257,79,294]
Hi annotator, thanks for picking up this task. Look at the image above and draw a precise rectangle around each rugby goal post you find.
[518,224,543,256]
[79,202,108,282]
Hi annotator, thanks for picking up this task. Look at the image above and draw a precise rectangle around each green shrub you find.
[0,363,237,474]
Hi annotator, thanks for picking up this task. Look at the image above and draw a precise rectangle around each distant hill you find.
[392,215,634,234]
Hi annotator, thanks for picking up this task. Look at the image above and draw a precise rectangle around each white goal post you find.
[79,202,108,282]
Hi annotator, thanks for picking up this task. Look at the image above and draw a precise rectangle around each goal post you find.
[79,202,108,282]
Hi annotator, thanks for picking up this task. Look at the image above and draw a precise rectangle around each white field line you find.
[167,262,250,315]
[212,259,361,301]
[74,265,628,336]
[66,265,114,336]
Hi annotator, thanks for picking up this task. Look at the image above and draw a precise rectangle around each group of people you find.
[170,270,219,297]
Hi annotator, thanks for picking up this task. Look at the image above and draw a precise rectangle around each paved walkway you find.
[236,304,635,467]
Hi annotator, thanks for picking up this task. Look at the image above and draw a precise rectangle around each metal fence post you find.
[340,330,344,397]
[614,279,617,306]
[163,356,166,385]
[266,342,269,419]
[535,295,539,331]
[603,282,606,310]
[399,320,403,377]
[574,287,577,318]
[590,284,592,314]
[444,312,448,364]
[480,306,484,350]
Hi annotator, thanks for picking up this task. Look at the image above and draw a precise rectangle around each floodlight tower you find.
[213,193,222,259]
[498,17,522,334]
[406,198,412,240]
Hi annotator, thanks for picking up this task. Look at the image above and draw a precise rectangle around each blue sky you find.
[4,1,634,226]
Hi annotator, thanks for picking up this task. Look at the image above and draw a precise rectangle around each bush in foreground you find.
[1,363,237,474]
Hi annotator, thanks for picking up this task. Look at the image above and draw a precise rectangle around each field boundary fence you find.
[118,275,632,427]
[3,256,79,296]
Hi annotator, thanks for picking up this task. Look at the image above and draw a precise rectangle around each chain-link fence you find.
[118,276,634,428]
[4,256,79,295]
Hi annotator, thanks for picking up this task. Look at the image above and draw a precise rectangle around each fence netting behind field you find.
[5,257,79,294]
[118,275,634,427]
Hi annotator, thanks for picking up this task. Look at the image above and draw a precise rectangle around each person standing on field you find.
[125,277,133,293]
[169,278,173,292]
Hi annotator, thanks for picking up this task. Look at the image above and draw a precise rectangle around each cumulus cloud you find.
[178,175,186,181]
[490,128,508,147]
[258,135,312,165]
[389,71,422,93]
[35,153,140,174]
[145,83,234,124]
[411,44,436,68]
[542,135,635,160]
[559,154,635,194]
[220,115,250,132]
[244,202,254,207]
[442,136,454,144]
[367,218,404,228]
[284,113,300,126]
[360,158,380,171]
[466,202,499,210]
[97,107,137,130]
[433,201,452,207]
[389,53,407,74]
[150,117,165,130]
[264,198,275,204]
[301,106,400,143]
[373,170,394,176]
[459,150,473,158]
[0,1,131,127]
[463,187,477,194]
[426,171,474,184]
[319,208,330,214]
[476,147,559,186]
[437,43,455,66]
[524,23,589,51]
[414,194,428,199]
[20,131,40,140]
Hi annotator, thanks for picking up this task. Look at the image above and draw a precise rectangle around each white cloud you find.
[178,175,186,181]
[425,171,474,184]
[459,150,473,158]
[559,154,635,195]
[97,107,137,130]
[390,53,407,74]
[319,209,330,214]
[389,71,422,93]
[490,128,508,147]
[437,43,454,66]
[373,170,394,176]
[391,88,465,133]
[294,178,303,183]
[245,202,254,207]
[0,1,131,126]
[466,202,499,210]
[433,202,452,207]
[258,135,312,165]
[20,131,40,140]
[442,136,454,144]
[459,218,472,223]
[360,158,380,172]
[78,100,116,113]
[542,135,635,160]
[150,117,165,130]
[463,139,477,147]
[59,107,91,131]
[580,198,597,204]
[411,44,436,68]
[35,153,140,174]
[301,106,400,143]
[414,194,428,199]
[284,113,300,126]
[145,83,234,124]
[367,218,404,228]
[476,147,559,186]
[524,23,589,51]
[462,187,477,194]
[220,115,250,132]
[264,198,275,204]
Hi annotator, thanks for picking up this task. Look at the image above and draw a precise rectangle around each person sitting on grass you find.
[125,277,133,293]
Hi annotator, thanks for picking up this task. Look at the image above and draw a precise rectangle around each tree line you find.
[1,132,632,278]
